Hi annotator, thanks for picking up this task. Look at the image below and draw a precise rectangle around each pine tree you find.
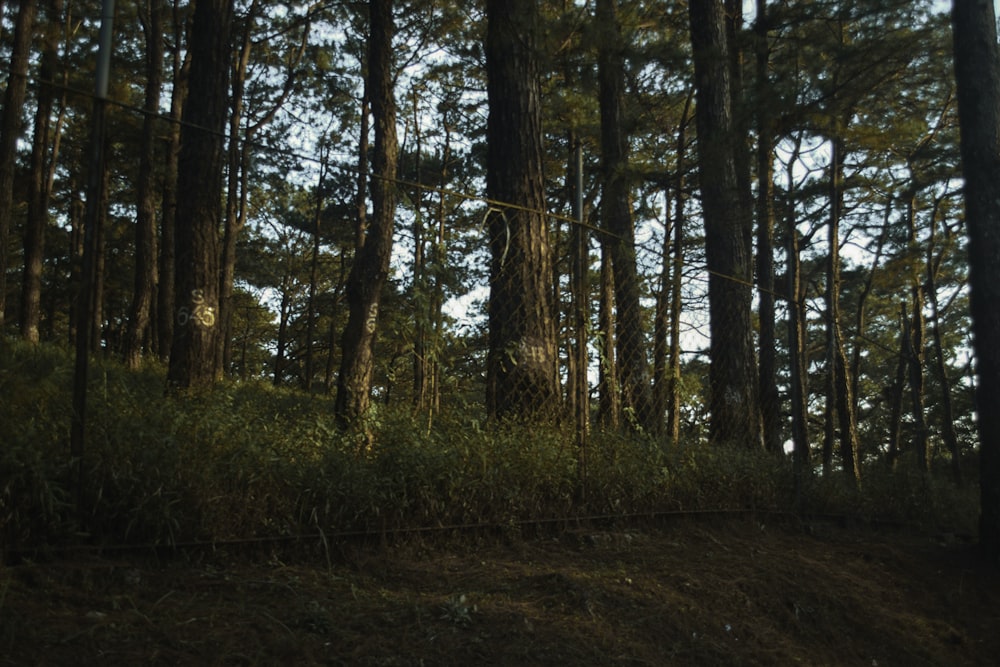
[167,0,233,390]
[952,0,1000,565]
[335,0,400,427]
[484,1,560,421]
[688,0,761,447]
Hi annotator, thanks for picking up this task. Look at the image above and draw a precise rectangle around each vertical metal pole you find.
[71,0,115,512]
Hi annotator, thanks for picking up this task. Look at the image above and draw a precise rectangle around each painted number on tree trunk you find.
[177,289,216,328]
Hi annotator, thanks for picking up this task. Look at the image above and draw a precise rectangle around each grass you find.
[0,338,980,557]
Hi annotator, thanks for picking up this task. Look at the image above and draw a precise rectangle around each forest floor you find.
[2,516,998,666]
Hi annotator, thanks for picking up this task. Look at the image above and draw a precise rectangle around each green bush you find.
[0,339,981,555]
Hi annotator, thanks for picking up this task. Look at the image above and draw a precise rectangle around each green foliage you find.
[0,341,980,557]
[1,342,76,548]
[805,461,979,535]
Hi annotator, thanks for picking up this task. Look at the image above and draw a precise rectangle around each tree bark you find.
[886,302,908,469]
[688,0,761,448]
[568,141,589,473]
[653,191,672,430]
[304,149,327,392]
[597,0,655,432]
[784,134,810,474]
[156,1,187,361]
[67,182,84,345]
[952,0,1000,562]
[355,82,370,253]
[903,188,929,471]
[850,204,890,420]
[335,0,399,427]
[20,0,61,343]
[484,0,560,421]
[167,0,233,390]
[0,0,37,331]
[754,0,781,453]
[124,0,165,368]
[217,0,257,377]
[926,209,962,484]
[273,275,291,386]
[91,166,109,353]
[597,241,620,428]
[826,133,860,484]
[411,92,429,409]
[429,116,452,414]
[666,93,692,445]
[787,222,810,482]
[904,290,929,471]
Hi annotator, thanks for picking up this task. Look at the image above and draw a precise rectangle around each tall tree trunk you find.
[429,117,451,414]
[217,0,257,377]
[850,203,890,418]
[324,307,338,393]
[904,291,928,470]
[926,209,962,484]
[597,242,620,428]
[325,247,349,393]
[568,141,589,474]
[787,220,810,484]
[688,0,761,448]
[91,166,109,353]
[754,0,780,453]
[304,148,327,392]
[335,0,399,427]
[67,181,84,345]
[725,0,754,280]
[653,190,671,428]
[666,93,692,445]
[354,82,370,253]
[124,0,165,368]
[217,0,307,377]
[167,0,233,390]
[20,0,61,343]
[952,0,1000,561]
[886,301,908,469]
[483,0,560,421]
[273,276,290,386]
[833,332,859,481]
[903,188,929,471]
[411,91,429,409]
[0,0,37,331]
[785,133,810,474]
[40,28,68,343]
[597,0,655,432]
[826,132,860,484]
[157,0,188,361]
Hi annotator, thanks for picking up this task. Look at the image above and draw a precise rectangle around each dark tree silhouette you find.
[688,0,761,447]
[952,0,1000,564]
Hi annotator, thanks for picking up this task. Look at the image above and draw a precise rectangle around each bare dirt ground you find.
[2,517,998,666]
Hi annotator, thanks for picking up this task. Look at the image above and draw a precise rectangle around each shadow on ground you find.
[3,518,997,666]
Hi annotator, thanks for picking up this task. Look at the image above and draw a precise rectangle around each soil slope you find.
[2,518,997,666]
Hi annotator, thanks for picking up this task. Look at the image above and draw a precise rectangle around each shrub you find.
[0,339,981,554]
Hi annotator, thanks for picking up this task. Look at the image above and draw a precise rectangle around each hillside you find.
[3,517,997,666]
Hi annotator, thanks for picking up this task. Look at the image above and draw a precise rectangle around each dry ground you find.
[2,517,998,666]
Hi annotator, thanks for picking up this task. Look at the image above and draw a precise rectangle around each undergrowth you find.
[0,339,979,556]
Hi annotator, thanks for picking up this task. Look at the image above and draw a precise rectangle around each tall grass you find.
[0,339,979,555]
